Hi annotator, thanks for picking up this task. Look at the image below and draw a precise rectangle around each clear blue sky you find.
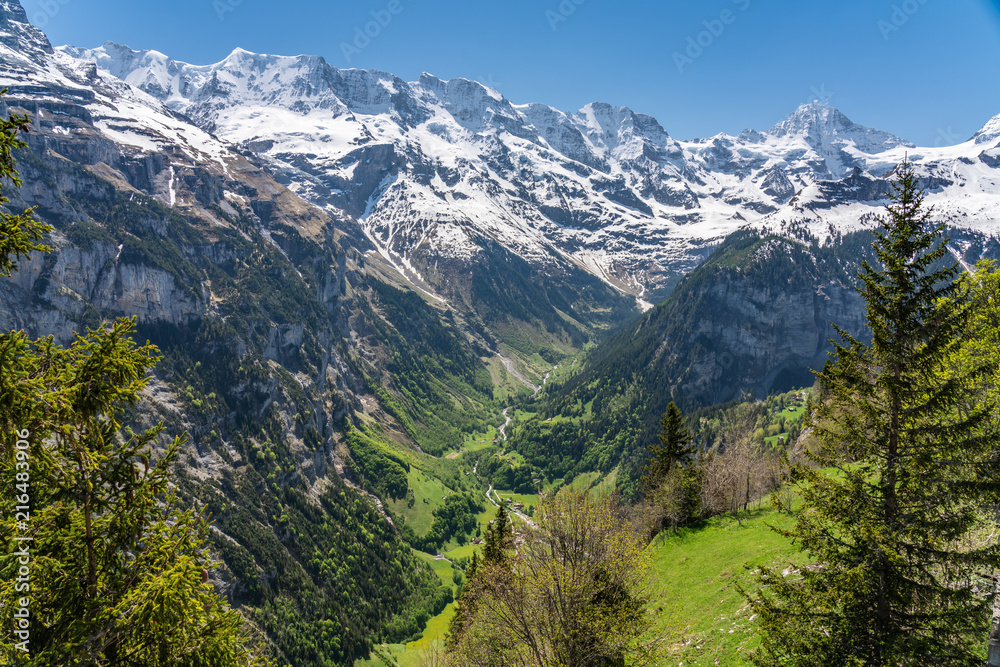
[22,0,1000,146]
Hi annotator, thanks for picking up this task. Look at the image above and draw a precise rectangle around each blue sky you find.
[22,0,1000,145]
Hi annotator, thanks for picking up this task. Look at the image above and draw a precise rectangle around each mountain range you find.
[57,39,1000,306]
[2,0,1000,662]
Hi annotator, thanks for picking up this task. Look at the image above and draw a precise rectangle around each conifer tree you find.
[745,161,1000,666]
[641,401,693,493]
[0,100,50,274]
[0,103,270,665]
[446,503,512,651]
[481,503,513,565]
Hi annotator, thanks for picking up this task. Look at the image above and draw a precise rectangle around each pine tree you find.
[446,503,513,651]
[641,401,693,493]
[0,103,270,665]
[745,161,1000,666]
[481,503,513,565]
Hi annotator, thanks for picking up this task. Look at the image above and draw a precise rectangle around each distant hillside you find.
[508,225,1000,496]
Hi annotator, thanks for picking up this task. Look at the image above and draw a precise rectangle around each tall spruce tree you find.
[445,503,513,650]
[744,161,1000,666]
[641,402,693,493]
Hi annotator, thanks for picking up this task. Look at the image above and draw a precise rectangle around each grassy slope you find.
[648,506,803,666]
[359,502,805,667]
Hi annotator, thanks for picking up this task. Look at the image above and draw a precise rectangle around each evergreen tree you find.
[481,503,513,566]
[641,402,693,493]
[0,98,50,274]
[745,161,1000,666]
[0,104,269,665]
[446,503,513,651]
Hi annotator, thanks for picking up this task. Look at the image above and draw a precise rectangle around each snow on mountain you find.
[973,113,1000,146]
[49,40,1000,301]
[0,13,246,186]
[769,103,913,154]
[0,0,50,61]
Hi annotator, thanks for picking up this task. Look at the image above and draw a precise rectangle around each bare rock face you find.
[2,242,202,341]
[675,265,866,404]
[579,230,875,411]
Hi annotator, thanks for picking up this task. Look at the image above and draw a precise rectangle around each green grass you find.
[647,506,803,666]
[764,432,792,447]
[387,469,452,536]
[493,449,526,466]
[442,542,480,562]
[493,490,538,510]
[368,499,804,667]
[462,425,498,452]
[355,642,429,667]
[487,359,531,403]
[566,470,603,490]
[356,593,457,666]
[412,550,456,587]
[406,601,456,651]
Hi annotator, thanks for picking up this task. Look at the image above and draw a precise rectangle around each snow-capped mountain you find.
[59,40,1000,305]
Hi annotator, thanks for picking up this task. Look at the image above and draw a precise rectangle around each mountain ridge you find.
[59,39,1000,307]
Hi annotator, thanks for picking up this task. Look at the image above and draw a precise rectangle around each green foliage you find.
[447,490,660,665]
[648,506,803,666]
[507,225,882,496]
[642,401,694,493]
[345,425,409,500]
[361,281,495,456]
[744,162,1000,666]
[0,110,267,665]
[0,104,450,666]
[481,503,513,567]
[0,318,269,665]
[406,493,486,554]
[0,105,51,277]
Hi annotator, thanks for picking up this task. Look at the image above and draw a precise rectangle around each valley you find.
[1,0,999,664]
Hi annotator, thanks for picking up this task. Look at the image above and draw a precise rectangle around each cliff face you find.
[671,258,867,404]
[529,225,1000,498]
[625,233,867,406]
[665,225,1000,405]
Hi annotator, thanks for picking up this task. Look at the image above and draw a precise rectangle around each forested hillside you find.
[503,224,1000,498]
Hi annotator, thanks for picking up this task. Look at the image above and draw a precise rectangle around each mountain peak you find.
[770,103,852,135]
[769,103,913,154]
[0,0,53,59]
[973,113,1000,146]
